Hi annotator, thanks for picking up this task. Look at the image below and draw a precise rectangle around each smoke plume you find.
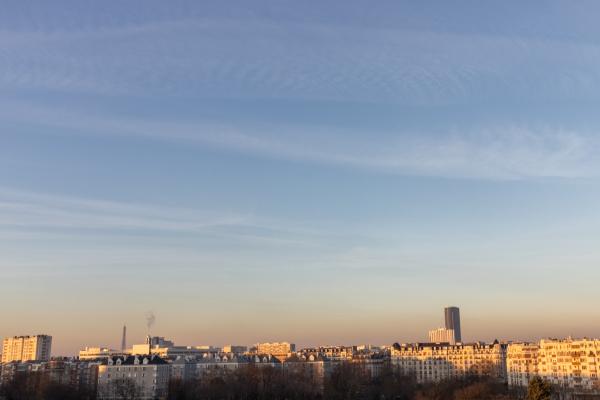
[145,311,156,332]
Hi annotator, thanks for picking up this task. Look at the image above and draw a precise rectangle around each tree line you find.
[167,363,550,400]
[0,364,555,400]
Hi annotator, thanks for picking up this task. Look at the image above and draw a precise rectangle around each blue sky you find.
[2,0,600,355]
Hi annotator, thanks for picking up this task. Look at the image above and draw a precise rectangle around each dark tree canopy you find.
[526,376,553,400]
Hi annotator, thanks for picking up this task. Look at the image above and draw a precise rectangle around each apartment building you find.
[428,328,456,345]
[1,335,52,363]
[507,338,600,393]
[300,346,356,361]
[0,359,99,394]
[506,342,539,387]
[391,341,507,383]
[97,355,170,400]
[255,342,296,361]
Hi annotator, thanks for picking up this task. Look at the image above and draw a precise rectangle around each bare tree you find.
[98,378,141,400]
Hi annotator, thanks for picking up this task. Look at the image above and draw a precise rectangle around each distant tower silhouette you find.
[444,307,462,343]
[121,324,127,352]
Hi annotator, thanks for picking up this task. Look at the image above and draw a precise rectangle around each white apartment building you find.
[135,344,219,359]
[1,335,52,363]
[391,341,507,383]
[97,355,170,400]
[428,328,456,345]
[79,347,120,360]
[128,337,219,360]
[507,338,600,393]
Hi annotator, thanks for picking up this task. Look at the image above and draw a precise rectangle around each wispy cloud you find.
[2,100,598,180]
[0,186,327,247]
[3,6,600,180]
[2,14,600,103]
[0,186,245,231]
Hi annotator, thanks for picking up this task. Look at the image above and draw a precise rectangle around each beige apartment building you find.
[507,338,600,393]
[255,342,296,361]
[1,335,52,363]
[301,345,356,361]
[506,342,539,387]
[391,341,507,383]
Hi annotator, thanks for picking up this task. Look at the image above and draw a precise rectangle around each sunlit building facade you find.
[428,328,456,345]
[1,335,52,363]
[507,338,600,392]
[506,342,539,387]
[222,345,248,354]
[299,346,356,361]
[255,342,296,361]
[391,341,507,383]
[79,347,120,360]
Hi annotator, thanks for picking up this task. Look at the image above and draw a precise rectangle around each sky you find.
[2,0,600,356]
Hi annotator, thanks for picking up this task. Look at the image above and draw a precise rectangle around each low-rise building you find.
[79,347,120,361]
[222,345,248,354]
[128,337,219,360]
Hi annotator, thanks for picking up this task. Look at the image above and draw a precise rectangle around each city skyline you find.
[3,305,598,357]
[2,0,600,357]
[4,332,600,398]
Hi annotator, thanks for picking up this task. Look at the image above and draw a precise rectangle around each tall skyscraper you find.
[1,335,52,363]
[444,306,462,343]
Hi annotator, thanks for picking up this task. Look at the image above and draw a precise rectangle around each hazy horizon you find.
[2,0,600,356]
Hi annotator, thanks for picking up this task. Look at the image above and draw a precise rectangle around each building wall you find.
[79,347,119,360]
[0,360,99,394]
[222,345,248,354]
[428,328,456,345]
[303,346,356,361]
[97,361,170,400]
[444,307,462,343]
[391,342,507,383]
[1,335,52,363]
[256,342,295,361]
[507,342,539,387]
[507,338,600,393]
